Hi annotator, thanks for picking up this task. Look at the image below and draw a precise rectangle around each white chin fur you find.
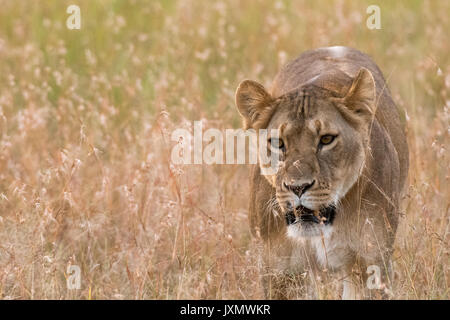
[287,223,333,240]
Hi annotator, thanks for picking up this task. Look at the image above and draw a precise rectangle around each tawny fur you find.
[235,46,409,299]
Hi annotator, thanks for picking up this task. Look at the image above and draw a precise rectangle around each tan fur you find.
[235,47,409,299]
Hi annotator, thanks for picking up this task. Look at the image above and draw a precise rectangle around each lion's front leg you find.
[260,238,315,299]
[341,264,365,300]
[342,276,361,300]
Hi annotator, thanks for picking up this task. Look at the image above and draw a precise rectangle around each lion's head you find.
[235,68,376,237]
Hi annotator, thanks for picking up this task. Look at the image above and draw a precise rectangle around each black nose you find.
[284,180,315,197]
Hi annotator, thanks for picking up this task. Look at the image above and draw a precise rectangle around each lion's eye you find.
[319,135,336,145]
[269,138,285,149]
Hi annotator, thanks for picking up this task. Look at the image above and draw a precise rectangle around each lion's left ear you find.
[343,68,376,118]
[235,80,274,129]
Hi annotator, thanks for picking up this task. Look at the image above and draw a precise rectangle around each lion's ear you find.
[235,80,274,129]
[344,68,376,118]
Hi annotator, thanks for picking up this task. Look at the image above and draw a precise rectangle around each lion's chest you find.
[308,228,352,270]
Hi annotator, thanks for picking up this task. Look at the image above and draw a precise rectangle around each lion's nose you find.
[284,180,315,198]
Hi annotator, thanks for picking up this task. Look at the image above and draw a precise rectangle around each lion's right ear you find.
[235,80,274,129]
[343,68,376,118]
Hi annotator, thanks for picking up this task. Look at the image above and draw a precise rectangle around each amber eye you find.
[269,138,285,149]
[319,135,336,145]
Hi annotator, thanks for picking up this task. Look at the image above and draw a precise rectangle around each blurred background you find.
[0,0,448,299]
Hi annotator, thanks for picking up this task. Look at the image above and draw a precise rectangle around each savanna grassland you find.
[0,0,448,299]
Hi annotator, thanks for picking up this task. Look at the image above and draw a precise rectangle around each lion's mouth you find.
[285,205,336,226]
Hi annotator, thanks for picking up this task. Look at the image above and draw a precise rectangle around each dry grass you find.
[0,0,448,299]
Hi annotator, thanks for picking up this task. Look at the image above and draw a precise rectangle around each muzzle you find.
[285,205,336,226]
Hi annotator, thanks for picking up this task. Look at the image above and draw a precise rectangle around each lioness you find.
[235,46,408,299]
